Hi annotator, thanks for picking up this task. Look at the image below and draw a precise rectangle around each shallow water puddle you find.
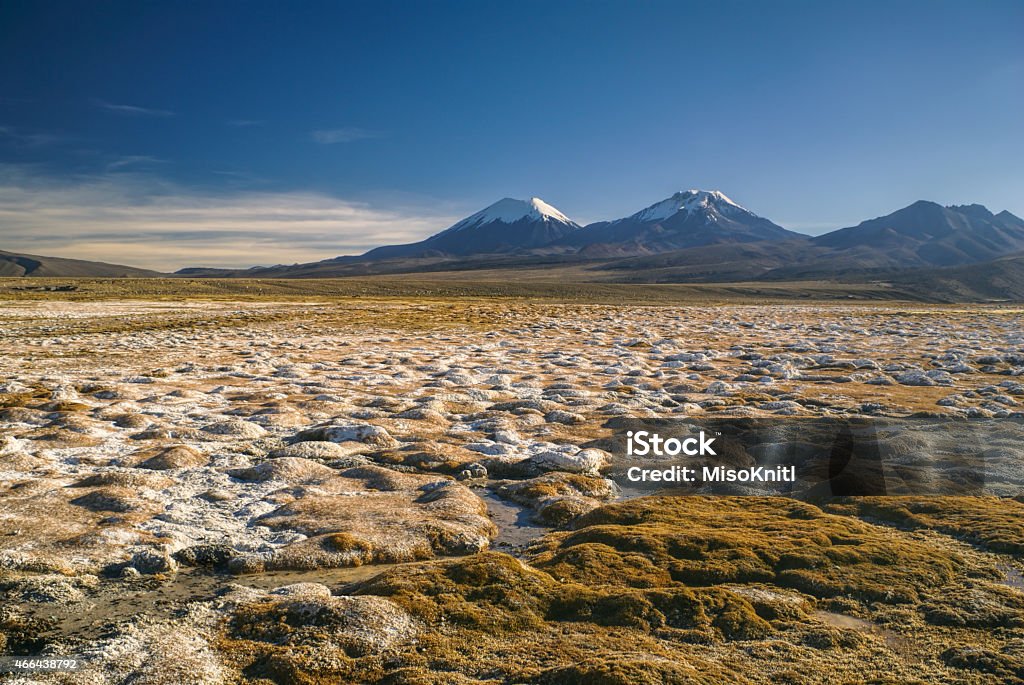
[998,563,1024,591]
[479,488,549,555]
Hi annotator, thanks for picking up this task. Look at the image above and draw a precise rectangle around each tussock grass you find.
[216,497,1024,683]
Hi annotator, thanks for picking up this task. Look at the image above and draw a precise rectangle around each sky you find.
[0,0,1021,271]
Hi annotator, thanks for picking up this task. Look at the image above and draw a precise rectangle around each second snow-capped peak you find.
[630,189,751,223]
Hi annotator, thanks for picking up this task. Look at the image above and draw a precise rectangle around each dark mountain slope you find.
[812,201,1024,267]
[0,250,161,277]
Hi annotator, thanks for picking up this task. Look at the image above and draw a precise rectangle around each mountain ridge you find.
[811,200,1024,266]
[0,250,162,278]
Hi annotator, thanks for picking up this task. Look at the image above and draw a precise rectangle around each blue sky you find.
[1,0,1021,269]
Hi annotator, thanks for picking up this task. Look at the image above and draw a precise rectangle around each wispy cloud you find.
[0,166,457,271]
[92,99,175,117]
[311,127,379,144]
[0,125,63,147]
[105,155,167,171]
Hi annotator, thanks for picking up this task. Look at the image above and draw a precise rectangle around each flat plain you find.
[2,279,1023,684]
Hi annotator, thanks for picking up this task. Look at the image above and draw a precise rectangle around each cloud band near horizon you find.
[0,169,458,272]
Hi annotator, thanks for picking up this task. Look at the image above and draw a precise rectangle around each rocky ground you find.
[1,298,1023,683]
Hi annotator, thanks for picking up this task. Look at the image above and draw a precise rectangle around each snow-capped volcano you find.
[362,196,580,259]
[630,189,750,223]
[439,197,576,235]
[555,188,801,256]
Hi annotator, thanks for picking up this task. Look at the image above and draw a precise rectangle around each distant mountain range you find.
[5,188,1024,301]
[177,190,1023,276]
[342,190,1024,269]
[358,189,802,259]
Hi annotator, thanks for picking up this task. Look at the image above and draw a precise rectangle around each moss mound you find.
[531,497,959,604]
[825,496,1024,555]
[536,654,741,685]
